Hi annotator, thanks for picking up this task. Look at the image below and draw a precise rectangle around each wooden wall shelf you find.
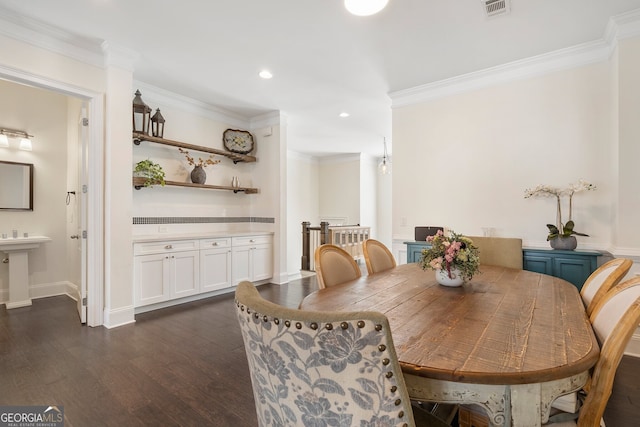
[133,178,258,194]
[132,132,256,164]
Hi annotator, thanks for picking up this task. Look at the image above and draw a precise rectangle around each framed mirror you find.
[0,160,33,211]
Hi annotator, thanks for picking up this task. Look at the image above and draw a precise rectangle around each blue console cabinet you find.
[404,241,431,263]
[522,248,601,291]
[405,241,602,291]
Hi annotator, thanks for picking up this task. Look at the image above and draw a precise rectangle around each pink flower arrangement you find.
[419,230,480,281]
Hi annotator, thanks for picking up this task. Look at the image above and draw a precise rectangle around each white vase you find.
[435,267,464,287]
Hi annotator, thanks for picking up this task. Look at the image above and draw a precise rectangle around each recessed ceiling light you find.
[339,112,350,118]
[344,0,389,16]
[259,70,273,79]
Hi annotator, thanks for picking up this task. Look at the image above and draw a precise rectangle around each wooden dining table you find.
[299,263,600,427]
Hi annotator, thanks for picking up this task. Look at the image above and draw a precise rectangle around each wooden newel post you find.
[302,221,310,270]
[320,221,329,245]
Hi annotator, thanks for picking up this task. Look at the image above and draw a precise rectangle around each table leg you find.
[509,383,541,427]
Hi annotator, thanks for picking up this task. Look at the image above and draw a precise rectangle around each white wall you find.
[318,155,361,225]
[0,80,77,299]
[286,151,319,278]
[392,61,615,250]
[359,154,377,238]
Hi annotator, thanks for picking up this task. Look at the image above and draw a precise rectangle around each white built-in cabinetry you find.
[133,233,272,310]
[231,235,273,283]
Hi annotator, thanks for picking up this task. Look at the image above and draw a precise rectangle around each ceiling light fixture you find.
[0,128,34,150]
[339,112,350,118]
[344,0,389,16]
[378,137,391,175]
[259,70,273,79]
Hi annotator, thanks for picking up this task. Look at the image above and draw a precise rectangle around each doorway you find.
[0,67,105,326]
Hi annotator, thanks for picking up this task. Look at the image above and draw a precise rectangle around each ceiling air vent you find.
[482,0,510,18]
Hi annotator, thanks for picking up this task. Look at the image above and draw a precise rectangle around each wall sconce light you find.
[378,137,391,175]
[345,0,389,16]
[150,108,165,138]
[0,128,34,150]
[132,89,151,135]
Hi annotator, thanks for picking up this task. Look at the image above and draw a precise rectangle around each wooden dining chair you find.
[546,276,640,427]
[234,281,451,427]
[580,258,632,317]
[466,236,523,269]
[314,244,361,289]
[363,239,397,274]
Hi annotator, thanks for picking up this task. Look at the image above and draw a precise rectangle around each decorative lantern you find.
[150,108,165,138]
[132,89,151,135]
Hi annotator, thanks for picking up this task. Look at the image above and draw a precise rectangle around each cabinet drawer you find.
[134,239,199,255]
[232,235,272,247]
[200,237,232,249]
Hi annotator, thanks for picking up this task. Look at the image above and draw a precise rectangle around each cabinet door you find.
[252,243,273,281]
[171,250,200,299]
[134,253,170,306]
[523,254,554,276]
[232,246,251,285]
[552,257,592,291]
[201,247,232,292]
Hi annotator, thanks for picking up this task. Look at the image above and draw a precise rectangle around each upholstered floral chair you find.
[234,281,450,427]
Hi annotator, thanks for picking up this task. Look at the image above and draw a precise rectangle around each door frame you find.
[0,64,105,326]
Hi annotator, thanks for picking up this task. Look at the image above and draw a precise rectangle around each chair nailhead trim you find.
[310,322,318,330]
[285,320,291,327]
[378,344,387,352]
[274,318,279,325]
[357,320,365,328]
[254,313,259,319]
[295,322,302,329]
[375,324,382,331]
[398,410,405,417]
[325,323,333,330]
[382,358,390,365]
[395,399,401,406]
[340,322,349,330]
[386,371,393,378]
[391,386,398,393]
[263,315,268,322]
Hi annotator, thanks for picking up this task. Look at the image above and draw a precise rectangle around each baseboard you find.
[30,281,76,300]
[103,305,136,329]
[625,331,640,357]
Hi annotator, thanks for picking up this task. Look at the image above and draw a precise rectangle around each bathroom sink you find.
[0,236,51,252]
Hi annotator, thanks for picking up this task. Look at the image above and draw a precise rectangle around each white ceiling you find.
[1,0,640,158]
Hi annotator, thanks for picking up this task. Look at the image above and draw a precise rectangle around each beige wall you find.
[0,80,76,297]
[392,61,616,250]
[318,155,361,225]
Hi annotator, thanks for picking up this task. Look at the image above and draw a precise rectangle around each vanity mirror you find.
[0,160,33,211]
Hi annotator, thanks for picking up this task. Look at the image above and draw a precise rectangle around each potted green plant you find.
[133,159,166,187]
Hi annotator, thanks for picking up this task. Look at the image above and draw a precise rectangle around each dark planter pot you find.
[190,166,206,184]
[549,236,577,250]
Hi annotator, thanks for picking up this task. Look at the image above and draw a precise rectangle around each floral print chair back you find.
[234,281,450,427]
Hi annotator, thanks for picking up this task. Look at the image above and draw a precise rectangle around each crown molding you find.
[390,8,640,108]
[250,111,282,129]
[133,80,250,129]
[0,6,104,69]
[101,41,139,72]
[389,39,611,108]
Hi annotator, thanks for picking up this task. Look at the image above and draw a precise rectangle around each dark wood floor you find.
[0,274,638,426]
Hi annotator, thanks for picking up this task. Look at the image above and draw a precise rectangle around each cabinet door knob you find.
[165,244,173,249]
[212,242,218,246]
[250,239,255,243]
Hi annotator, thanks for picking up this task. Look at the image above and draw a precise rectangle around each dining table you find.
[299,263,600,427]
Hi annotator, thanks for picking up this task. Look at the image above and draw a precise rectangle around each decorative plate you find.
[223,129,255,154]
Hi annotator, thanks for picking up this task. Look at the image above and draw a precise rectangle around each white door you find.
[76,107,89,323]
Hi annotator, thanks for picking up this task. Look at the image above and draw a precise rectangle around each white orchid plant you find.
[524,179,596,241]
